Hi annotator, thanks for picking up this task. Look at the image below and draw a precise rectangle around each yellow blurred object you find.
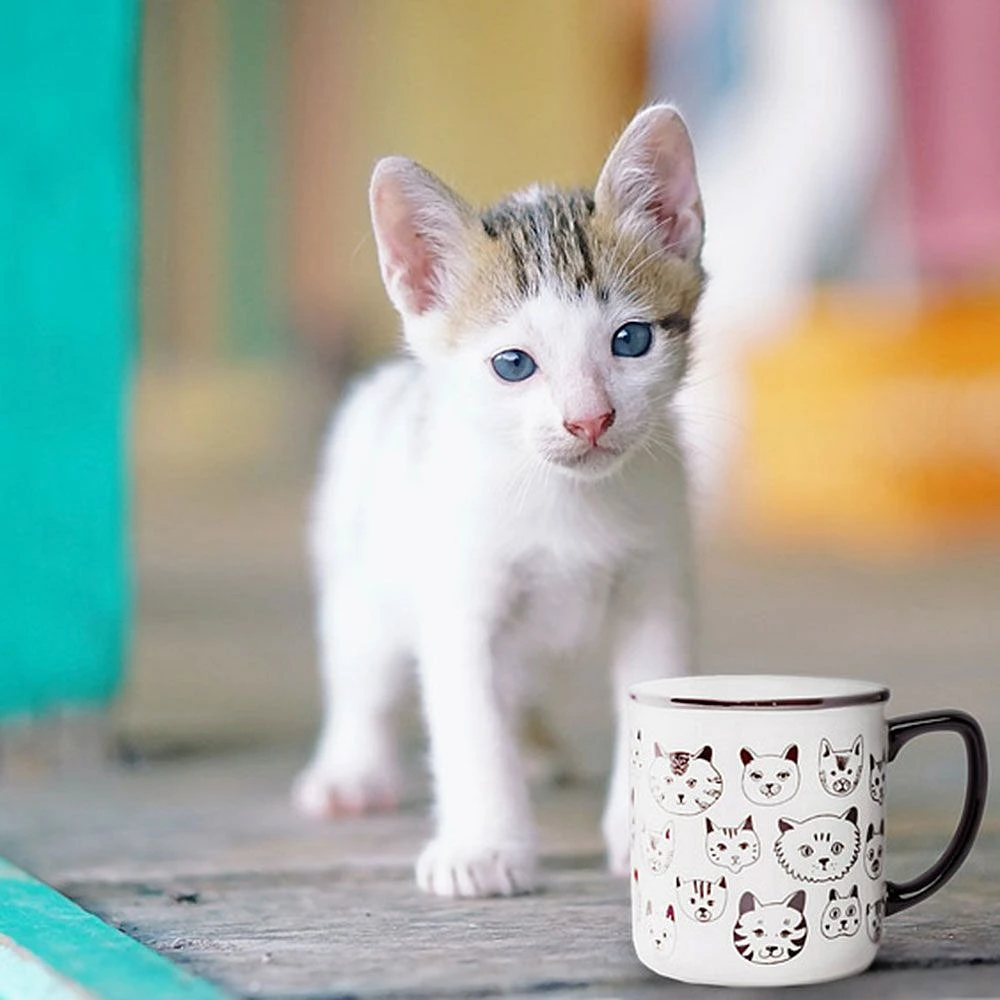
[738,290,1000,556]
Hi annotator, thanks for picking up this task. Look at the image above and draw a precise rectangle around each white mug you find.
[628,675,987,988]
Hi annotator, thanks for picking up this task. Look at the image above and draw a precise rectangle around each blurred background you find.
[3,0,999,775]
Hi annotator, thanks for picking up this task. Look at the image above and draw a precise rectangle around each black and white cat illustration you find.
[869,755,885,804]
[866,898,885,943]
[820,885,862,938]
[740,744,800,804]
[818,736,864,796]
[631,729,644,772]
[705,816,761,873]
[864,819,885,879]
[733,890,808,965]
[676,875,728,923]
[645,899,678,954]
[775,806,860,882]
[649,744,723,815]
[641,821,675,875]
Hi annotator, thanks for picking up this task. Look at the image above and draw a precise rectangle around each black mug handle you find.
[885,710,989,916]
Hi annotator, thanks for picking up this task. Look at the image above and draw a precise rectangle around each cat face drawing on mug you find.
[869,755,886,804]
[866,899,885,943]
[820,886,861,938]
[740,744,800,804]
[677,875,728,923]
[818,736,864,796]
[864,819,886,878]
[732,890,808,965]
[775,806,860,882]
[645,900,678,954]
[705,816,761,873]
[641,822,675,875]
[649,744,723,815]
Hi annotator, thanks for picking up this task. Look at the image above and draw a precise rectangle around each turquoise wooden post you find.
[0,0,137,720]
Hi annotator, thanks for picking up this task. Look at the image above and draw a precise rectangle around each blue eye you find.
[491,349,537,382]
[612,321,653,358]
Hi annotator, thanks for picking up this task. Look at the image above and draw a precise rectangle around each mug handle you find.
[885,710,989,916]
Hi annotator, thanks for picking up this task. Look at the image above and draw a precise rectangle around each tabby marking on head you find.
[677,875,728,923]
[705,815,761,873]
[649,744,723,815]
[821,885,861,938]
[733,890,808,965]
[775,806,860,882]
[819,736,864,796]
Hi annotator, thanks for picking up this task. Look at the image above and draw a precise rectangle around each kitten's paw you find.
[292,762,400,819]
[416,839,537,898]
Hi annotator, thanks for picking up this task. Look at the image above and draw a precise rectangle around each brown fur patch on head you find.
[443,185,706,344]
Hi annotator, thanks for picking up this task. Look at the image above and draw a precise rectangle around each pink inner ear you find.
[379,212,439,315]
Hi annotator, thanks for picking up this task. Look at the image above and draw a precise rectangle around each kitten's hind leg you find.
[293,590,408,818]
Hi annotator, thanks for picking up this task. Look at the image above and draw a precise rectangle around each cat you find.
[292,105,707,897]
[775,806,860,882]
[641,821,675,875]
[677,875,728,923]
[869,755,885,804]
[733,890,808,965]
[649,744,723,815]
[866,898,885,943]
[820,885,861,938]
[705,816,761,873]
[645,900,678,954]
[818,736,864,796]
[864,819,885,879]
[740,744,800,804]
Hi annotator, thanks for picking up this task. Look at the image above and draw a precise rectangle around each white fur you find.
[295,107,698,898]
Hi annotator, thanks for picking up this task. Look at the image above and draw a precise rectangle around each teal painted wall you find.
[0,0,137,717]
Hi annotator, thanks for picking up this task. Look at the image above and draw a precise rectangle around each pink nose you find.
[564,410,615,447]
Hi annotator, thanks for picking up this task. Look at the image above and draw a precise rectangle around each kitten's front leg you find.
[603,571,694,875]
[416,621,536,898]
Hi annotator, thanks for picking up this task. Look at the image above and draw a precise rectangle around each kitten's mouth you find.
[551,443,625,472]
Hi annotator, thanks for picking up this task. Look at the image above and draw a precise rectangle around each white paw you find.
[416,839,537,897]
[292,760,400,819]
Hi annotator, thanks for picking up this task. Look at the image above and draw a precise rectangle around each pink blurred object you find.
[892,0,1000,278]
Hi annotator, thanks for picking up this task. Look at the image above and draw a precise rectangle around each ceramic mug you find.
[628,675,988,988]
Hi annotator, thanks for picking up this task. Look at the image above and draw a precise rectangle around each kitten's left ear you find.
[369,157,474,319]
[695,745,713,762]
[595,104,703,262]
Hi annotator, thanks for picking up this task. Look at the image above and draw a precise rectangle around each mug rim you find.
[629,674,890,710]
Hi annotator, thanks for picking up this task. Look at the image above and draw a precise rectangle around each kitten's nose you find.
[564,410,615,447]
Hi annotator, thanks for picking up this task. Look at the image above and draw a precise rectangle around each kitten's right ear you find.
[653,742,664,758]
[777,817,796,833]
[738,892,758,915]
[595,104,703,262]
[369,157,473,318]
[739,747,754,766]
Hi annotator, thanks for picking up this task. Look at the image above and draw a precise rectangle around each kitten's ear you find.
[739,747,754,766]
[828,888,838,902]
[595,104,703,262]
[851,735,864,757]
[784,890,807,913]
[664,823,673,839]
[653,742,664,758]
[369,157,473,318]
[850,885,860,898]
[777,817,796,834]
[878,819,885,834]
[705,817,715,833]
[645,899,653,917]
[741,815,754,831]
[718,876,727,889]
[784,744,799,763]
[738,892,758,915]
[665,904,676,921]
[695,745,713,762]
[843,806,860,825]
[866,823,875,841]
[820,739,832,757]
[870,754,876,768]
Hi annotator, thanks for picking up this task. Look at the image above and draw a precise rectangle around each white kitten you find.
[293,105,707,897]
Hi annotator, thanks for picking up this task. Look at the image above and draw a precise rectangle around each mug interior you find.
[630,675,889,709]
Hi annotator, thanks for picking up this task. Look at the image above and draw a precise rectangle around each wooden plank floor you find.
[1,473,997,998]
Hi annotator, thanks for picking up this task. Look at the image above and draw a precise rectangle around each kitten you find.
[649,744,723,815]
[775,806,860,882]
[740,744,800,804]
[705,816,761,873]
[869,755,885,804]
[733,891,808,965]
[818,736,864,796]
[677,875,728,923]
[864,819,885,879]
[641,821,675,875]
[646,900,678,954]
[866,898,885,943]
[821,885,861,938]
[293,105,707,897]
